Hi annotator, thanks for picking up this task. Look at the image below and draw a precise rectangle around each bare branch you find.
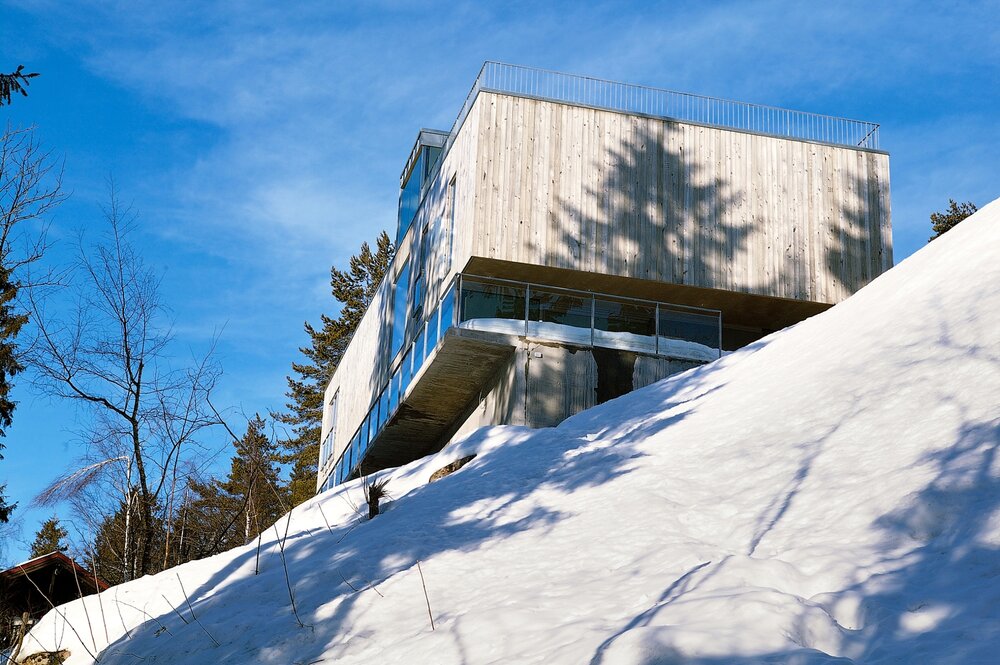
[33,456,130,507]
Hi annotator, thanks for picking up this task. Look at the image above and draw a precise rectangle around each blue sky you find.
[1,0,997,563]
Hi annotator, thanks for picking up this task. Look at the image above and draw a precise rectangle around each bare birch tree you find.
[26,186,221,580]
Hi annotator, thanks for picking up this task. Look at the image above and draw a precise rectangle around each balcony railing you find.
[458,276,722,361]
[320,274,722,490]
[441,62,880,166]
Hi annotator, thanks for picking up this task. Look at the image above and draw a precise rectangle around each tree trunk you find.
[130,362,153,577]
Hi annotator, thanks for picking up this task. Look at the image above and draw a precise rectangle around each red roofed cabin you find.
[1,551,109,651]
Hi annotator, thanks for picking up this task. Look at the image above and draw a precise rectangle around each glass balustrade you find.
[456,277,720,361]
[594,297,657,354]
[459,281,526,333]
[659,308,721,357]
[527,287,591,345]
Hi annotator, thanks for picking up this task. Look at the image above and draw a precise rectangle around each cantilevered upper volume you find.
[316,62,892,492]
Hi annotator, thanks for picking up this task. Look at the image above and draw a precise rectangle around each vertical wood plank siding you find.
[472,92,892,304]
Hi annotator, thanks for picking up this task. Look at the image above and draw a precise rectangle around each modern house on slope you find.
[316,62,892,492]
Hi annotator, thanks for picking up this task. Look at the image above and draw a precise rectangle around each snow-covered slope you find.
[23,200,1000,664]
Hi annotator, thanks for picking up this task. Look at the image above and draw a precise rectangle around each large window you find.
[444,176,456,273]
[321,391,339,466]
[397,167,422,244]
[411,226,428,324]
[390,259,411,360]
[396,145,443,244]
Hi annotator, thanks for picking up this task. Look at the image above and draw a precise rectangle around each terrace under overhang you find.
[464,257,832,348]
[351,327,517,477]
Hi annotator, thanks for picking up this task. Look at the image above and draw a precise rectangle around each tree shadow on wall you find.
[539,120,756,290]
[825,167,893,298]
[532,115,891,303]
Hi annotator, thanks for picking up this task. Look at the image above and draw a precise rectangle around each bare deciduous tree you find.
[27,186,221,581]
[0,125,60,269]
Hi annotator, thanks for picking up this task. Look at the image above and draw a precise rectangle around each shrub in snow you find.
[363,477,391,520]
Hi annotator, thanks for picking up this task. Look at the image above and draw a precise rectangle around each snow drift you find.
[21,199,1000,664]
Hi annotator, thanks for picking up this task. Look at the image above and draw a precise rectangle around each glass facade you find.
[390,260,411,360]
[396,145,443,245]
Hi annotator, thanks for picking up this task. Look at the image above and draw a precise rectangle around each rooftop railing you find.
[443,62,880,159]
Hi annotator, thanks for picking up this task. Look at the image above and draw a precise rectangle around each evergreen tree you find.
[220,415,287,544]
[0,268,26,524]
[91,495,167,586]
[0,65,39,106]
[172,476,239,562]
[29,516,69,557]
[174,416,289,562]
[929,199,978,241]
[276,232,394,505]
[0,480,11,523]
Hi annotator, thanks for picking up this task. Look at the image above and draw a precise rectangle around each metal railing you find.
[458,275,722,361]
[320,273,723,490]
[441,62,880,162]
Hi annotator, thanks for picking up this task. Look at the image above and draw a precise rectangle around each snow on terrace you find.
[459,318,723,362]
[21,200,1000,664]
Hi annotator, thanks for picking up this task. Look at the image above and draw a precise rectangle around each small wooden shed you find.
[1,552,109,655]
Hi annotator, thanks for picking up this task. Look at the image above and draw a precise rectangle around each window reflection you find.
[396,145,443,244]
[390,260,411,359]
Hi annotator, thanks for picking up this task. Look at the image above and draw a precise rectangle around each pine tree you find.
[173,476,239,561]
[29,516,69,558]
[91,496,167,586]
[276,232,394,505]
[0,65,39,106]
[929,199,978,241]
[0,268,26,524]
[220,415,287,545]
[174,416,289,562]
[0,480,11,523]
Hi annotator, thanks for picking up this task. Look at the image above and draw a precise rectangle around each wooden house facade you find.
[316,63,892,491]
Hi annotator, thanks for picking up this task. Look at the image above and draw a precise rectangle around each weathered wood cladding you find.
[471,92,892,305]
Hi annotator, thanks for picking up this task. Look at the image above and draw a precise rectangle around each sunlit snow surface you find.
[23,200,1000,664]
